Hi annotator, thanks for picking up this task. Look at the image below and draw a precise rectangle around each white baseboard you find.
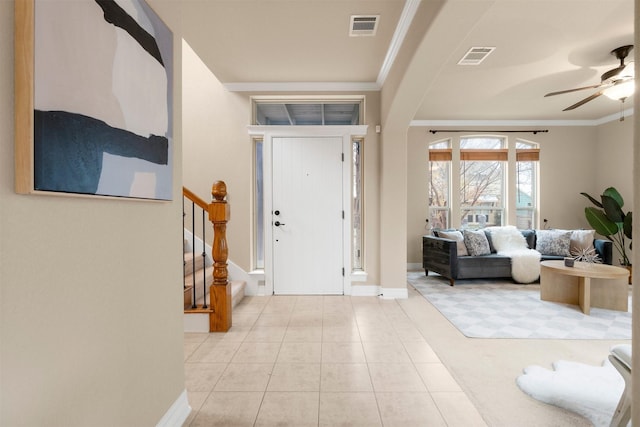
[350,284,381,296]
[156,390,191,427]
[380,287,409,299]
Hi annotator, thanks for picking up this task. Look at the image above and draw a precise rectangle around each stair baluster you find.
[190,201,197,308]
[200,209,208,309]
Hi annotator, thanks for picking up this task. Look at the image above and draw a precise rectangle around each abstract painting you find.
[16,0,173,200]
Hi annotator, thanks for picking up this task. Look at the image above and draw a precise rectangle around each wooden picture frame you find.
[14,0,173,200]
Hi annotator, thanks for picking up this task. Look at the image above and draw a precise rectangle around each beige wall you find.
[181,41,383,287]
[407,124,634,264]
[0,3,185,426]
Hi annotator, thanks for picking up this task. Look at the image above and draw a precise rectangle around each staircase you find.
[183,244,246,310]
[183,182,245,332]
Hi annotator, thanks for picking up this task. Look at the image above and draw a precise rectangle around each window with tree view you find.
[428,135,539,231]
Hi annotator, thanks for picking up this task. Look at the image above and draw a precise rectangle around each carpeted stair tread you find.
[183,252,205,277]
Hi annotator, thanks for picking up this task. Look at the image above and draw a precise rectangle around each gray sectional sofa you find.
[422,228,612,286]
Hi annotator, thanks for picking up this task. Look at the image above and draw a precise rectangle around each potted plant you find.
[581,187,633,272]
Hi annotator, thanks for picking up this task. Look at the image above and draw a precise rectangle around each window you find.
[352,139,364,270]
[428,140,450,229]
[460,137,505,228]
[254,138,264,269]
[428,136,539,230]
[515,140,539,229]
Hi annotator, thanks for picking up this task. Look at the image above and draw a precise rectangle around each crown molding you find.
[411,109,634,128]
[224,82,380,92]
[376,0,421,86]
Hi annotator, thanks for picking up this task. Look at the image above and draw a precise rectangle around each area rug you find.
[407,272,632,339]
[516,358,627,427]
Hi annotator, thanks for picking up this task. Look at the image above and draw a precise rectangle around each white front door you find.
[272,136,344,294]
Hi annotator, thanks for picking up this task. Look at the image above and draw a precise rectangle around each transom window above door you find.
[252,96,364,126]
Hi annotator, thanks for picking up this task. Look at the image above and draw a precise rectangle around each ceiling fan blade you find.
[545,84,604,97]
[562,90,606,111]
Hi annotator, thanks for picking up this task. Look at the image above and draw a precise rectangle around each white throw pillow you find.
[488,226,528,252]
[438,230,468,256]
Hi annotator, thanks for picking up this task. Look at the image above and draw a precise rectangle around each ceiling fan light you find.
[604,80,635,100]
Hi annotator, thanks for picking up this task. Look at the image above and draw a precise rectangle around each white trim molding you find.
[156,390,190,427]
[225,82,380,92]
[380,287,409,299]
[410,109,634,128]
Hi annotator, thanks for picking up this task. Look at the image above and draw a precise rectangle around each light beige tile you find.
[393,324,426,341]
[322,325,361,342]
[184,332,210,344]
[184,342,200,361]
[357,325,400,342]
[277,342,322,363]
[431,391,488,427]
[414,363,463,392]
[184,363,227,392]
[186,340,242,363]
[290,311,323,326]
[214,363,273,391]
[254,313,291,327]
[183,391,209,426]
[319,392,382,426]
[368,363,427,392]
[403,341,441,363]
[232,341,281,363]
[375,392,447,427]
[321,363,373,392]
[361,341,411,363]
[267,363,321,391]
[245,326,287,342]
[231,311,260,327]
[284,326,322,342]
[189,391,263,427]
[321,342,366,363]
[218,325,251,342]
[255,392,320,427]
[322,313,356,327]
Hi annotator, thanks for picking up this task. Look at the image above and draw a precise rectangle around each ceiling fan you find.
[545,45,635,111]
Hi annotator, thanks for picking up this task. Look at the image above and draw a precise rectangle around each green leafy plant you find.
[581,187,633,266]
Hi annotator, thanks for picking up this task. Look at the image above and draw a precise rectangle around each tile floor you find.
[183,294,487,426]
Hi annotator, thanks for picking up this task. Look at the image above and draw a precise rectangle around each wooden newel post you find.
[209,181,232,332]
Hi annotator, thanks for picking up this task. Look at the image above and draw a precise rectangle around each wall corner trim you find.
[156,389,191,427]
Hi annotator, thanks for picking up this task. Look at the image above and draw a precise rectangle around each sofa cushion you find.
[535,229,572,256]
[438,230,469,256]
[463,229,491,256]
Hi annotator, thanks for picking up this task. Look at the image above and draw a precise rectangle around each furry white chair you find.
[608,344,632,427]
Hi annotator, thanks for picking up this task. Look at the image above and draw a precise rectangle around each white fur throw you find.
[488,226,540,283]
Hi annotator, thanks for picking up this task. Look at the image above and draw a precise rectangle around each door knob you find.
[274,221,285,227]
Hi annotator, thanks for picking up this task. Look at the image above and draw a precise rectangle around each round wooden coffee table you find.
[540,260,630,315]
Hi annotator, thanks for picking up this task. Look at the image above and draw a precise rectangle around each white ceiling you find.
[151,0,634,122]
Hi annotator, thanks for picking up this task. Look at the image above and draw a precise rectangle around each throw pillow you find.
[488,226,528,252]
[438,230,469,256]
[570,229,595,255]
[535,229,572,256]
[463,229,491,256]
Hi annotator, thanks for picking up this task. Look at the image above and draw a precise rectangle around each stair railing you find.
[182,181,232,332]
[183,186,208,309]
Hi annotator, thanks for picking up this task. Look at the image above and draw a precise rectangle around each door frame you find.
[248,125,368,296]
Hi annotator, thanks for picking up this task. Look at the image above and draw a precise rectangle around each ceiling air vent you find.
[350,15,379,37]
[458,47,496,65]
